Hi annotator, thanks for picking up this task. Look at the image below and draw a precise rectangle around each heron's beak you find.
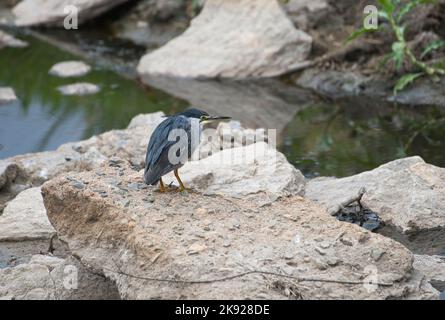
[207,116,231,121]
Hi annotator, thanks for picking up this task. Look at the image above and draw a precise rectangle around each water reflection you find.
[1,32,444,178]
[282,100,445,177]
[0,34,187,158]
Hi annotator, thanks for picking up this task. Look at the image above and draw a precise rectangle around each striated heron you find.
[144,108,230,192]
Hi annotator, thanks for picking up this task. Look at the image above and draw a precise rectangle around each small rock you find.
[127,182,141,191]
[0,31,28,48]
[70,180,85,190]
[314,247,326,256]
[187,243,206,255]
[57,83,100,96]
[283,251,295,260]
[121,199,130,207]
[319,241,331,249]
[0,87,18,105]
[49,61,91,78]
[326,257,339,266]
[371,248,385,262]
[340,237,354,247]
[109,157,125,167]
[195,207,207,215]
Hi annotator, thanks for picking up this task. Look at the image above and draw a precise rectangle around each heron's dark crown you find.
[177,108,209,119]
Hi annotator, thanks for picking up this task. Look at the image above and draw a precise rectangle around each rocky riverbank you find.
[1,111,444,300]
[1,0,444,300]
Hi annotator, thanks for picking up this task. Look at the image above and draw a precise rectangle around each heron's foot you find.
[174,169,188,194]
[158,178,168,193]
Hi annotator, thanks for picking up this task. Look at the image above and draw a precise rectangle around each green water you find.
[0,34,187,158]
[282,101,445,177]
[1,31,445,178]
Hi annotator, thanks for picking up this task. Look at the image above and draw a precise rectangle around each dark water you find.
[1,30,445,178]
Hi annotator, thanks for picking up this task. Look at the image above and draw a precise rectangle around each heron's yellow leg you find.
[174,169,186,192]
[159,177,166,193]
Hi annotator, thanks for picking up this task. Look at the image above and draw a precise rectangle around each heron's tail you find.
[144,168,160,185]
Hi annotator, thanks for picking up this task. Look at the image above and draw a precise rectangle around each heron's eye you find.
[200,115,207,121]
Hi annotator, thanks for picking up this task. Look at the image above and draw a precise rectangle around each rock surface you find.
[12,0,130,27]
[414,255,445,292]
[305,157,445,235]
[0,254,120,300]
[57,82,100,96]
[41,161,438,299]
[163,142,305,200]
[49,61,91,78]
[137,0,312,79]
[0,87,18,105]
[0,187,55,241]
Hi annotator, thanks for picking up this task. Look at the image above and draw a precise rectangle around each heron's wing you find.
[144,115,191,174]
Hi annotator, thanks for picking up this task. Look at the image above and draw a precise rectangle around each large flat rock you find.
[42,161,438,299]
[137,0,312,79]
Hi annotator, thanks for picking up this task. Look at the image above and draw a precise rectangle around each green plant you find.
[348,0,445,95]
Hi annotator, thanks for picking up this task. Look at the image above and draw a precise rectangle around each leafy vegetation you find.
[348,0,445,94]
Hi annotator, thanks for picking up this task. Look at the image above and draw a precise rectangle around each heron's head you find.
[179,108,231,122]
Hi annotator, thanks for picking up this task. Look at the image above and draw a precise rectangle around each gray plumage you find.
[144,108,230,188]
[144,110,204,185]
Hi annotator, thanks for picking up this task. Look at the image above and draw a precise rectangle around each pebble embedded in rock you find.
[195,207,207,215]
[314,247,326,256]
[57,83,100,96]
[70,181,85,190]
[187,243,206,255]
[127,182,141,191]
[49,61,91,78]
[371,249,385,262]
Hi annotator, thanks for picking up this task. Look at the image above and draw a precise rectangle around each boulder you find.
[57,83,100,96]
[0,254,120,300]
[49,61,91,78]
[12,0,130,27]
[41,161,438,299]
[0,87,18,105]
[414,255,445,292]
[0,187,55,241]
[137,0,312,79]
[163,142,305,200]
[305,157,445,235]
